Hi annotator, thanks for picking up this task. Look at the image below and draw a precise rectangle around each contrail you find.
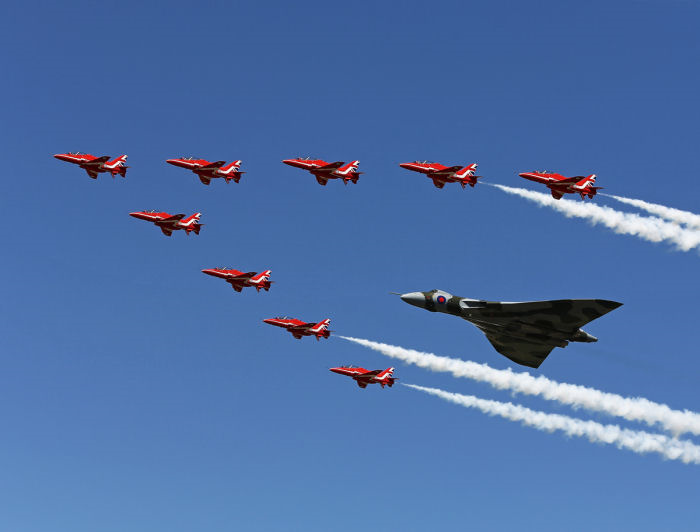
[339,336,700,436]
[603,194,700,229]
[490,184,700,252]
[405,384,700,465]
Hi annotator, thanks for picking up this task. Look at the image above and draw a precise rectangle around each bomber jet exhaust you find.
[397,290,622,368]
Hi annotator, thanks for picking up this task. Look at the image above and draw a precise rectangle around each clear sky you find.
[2,1,699,530]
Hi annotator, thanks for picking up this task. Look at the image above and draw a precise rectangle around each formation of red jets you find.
[54,151,609,389]
[54,152,605,200]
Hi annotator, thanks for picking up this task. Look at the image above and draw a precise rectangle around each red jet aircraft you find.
[282,157,361,186]
[263,317,331,340]
[329,365,397,389]
[202,268,273,292]
[54,152,128,179]
[166,157,244,185]
[519,171,602,200]
[399,161,481,189]
[129,211,203,236]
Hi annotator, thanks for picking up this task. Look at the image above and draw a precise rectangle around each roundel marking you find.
[436,295,447,304]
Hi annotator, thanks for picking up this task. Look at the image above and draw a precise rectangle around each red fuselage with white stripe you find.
[202,268,272,292]
[54,152,128,179]
[519,171,602,200]
[282,157,361,186]
[329,366,397,389]
[399,161,480,189]
[166,157,244,185]
[129,211,203,237]
[263,317,331,340]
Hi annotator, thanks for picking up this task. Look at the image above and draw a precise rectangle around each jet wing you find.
[158,214,186,223]
[357,370,381,378]
[316,176,329,186]
[198,175,211,185]
[229,272,256,280]
[483,332,556,369]
[466,299,622,335]
[552,177,581,184]
[84,169,99,179]
[318,161,344,170]
[201,160,226,169]
[431,166,462,176]
[82,156,110,166]
[159,226,173,237]
[288,323,312,331]
[355,379,368,388]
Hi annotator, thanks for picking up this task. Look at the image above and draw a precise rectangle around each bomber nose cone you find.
[400,292,426,309]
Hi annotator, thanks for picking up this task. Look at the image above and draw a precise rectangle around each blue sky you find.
[2,1,699,530]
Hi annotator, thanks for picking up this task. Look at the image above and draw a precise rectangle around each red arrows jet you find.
[202,268,273,292]
[282,157,361,186]
[54,152,128,179]
[399,161,481,189]
[519,171,602,200]
[263,317,331,340]
[166,157,244,185]
[129,211,203,236]
[330,366,397,389]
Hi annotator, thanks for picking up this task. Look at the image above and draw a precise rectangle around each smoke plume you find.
[603,194,700,229]
[339,336,700,436]
[405,384,700,464]
[490,184,700,252]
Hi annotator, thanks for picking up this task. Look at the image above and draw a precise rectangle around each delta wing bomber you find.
[399,290,622,368]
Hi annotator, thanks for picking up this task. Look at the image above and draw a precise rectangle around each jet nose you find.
[399,163,412,170]
[282,159,295,166]
[201,268,217,276]
[329,367,342,374]
[128,212,142,218]
[166,158,178,165]
[400,292,426,309]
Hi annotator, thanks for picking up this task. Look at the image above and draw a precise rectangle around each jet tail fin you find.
[576,174,596,187]
[336,160,360,175]
[311,318,331,338]
[453,163,478,178]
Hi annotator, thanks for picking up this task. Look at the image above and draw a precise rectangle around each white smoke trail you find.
[490,184,700,252]
[405,384,700,465]
[339,336,700,436]
[603,194,700,229]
